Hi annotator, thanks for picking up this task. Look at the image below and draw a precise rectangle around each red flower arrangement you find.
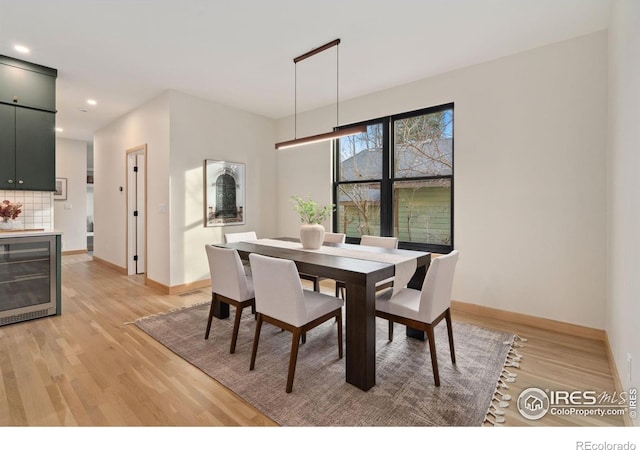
[0,200,23,222]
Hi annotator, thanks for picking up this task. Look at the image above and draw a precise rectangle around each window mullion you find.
[380,118,392,237]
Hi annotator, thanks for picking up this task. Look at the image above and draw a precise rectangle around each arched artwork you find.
[215,173,237,218]
[204,160,245,226]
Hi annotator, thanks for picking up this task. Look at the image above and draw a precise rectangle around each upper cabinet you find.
[0,55,57,191]
[0,55,57,112]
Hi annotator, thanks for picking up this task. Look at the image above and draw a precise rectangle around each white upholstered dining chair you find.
[248,253,344,393]
[375,250,459,386]
[225,231,257,275]
[360,235,398,249]
[204,245,255,354]
[323,232,346,244]
[299,232,346,292]
[336,234,400,298]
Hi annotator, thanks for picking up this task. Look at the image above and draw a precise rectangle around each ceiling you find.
[1,0,611,142]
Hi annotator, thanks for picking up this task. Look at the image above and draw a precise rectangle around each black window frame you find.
[333,103,454,254]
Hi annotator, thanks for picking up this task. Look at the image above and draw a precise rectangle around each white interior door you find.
[135,154,146,274]
[127,147,146,275]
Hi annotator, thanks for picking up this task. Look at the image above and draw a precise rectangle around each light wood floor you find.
[0,254,626,426]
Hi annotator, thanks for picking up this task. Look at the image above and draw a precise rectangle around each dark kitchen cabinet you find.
[0,55,57,111]
[0,104,56,191]
[0,55,57,191]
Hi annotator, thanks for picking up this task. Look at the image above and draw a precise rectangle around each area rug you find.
[134,302,516,426]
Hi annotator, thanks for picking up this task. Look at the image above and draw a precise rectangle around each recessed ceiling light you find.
[55,127,63,132]
[14,45,30,54]
[87,99,97,105]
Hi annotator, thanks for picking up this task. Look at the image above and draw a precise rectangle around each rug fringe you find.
[483,334,526,426]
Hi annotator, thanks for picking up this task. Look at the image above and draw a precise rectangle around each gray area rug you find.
[135,302,514,426]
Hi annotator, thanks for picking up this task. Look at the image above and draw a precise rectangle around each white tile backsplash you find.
[1,190,54,230]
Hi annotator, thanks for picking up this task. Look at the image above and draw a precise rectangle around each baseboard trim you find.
[62,249,88,256]
[144,277,211,295]
[144,277,169,294]
[456,300,633,425]
[604,332,634,427]
[169,279,211,295]
[92,255,127,275]
[451,300,605,341]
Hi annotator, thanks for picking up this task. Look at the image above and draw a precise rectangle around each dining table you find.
[216,237,431,391]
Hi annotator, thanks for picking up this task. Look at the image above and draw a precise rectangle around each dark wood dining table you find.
[216,237,431,391]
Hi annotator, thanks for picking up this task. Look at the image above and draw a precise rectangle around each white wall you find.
[55,138,88,251]
[276,31,608,329]
[94,92,171,284]
[276,140,334,238]
[168,91,277,286]
[607,0,639,422]
[94,90,277,288]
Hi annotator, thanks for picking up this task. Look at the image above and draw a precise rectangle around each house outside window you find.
[334,103,453,253]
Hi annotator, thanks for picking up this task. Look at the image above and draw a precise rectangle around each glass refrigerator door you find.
[0,238,52,312]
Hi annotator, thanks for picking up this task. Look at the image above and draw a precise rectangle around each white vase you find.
[300,223,325,250]
[0,219,13,230]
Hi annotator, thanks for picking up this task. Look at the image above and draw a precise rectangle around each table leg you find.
[406,263,428,340]
[345,280,376,391]
[406,326,426,340]
[212,293,230,319]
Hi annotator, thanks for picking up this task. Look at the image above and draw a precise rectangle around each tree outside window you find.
[334,103,453,253]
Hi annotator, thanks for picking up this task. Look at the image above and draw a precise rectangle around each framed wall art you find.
[54,178,67,201]
[204,160,245,227]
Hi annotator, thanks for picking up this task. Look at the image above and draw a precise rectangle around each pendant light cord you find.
[275,39,351,149]
[294,62,297,140]
[294,41,340,139]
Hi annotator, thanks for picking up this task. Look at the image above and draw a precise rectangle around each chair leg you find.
[250,314,263,371]
[426,325,440,386]
[336,309,343,359]
[287,329,302,393]
[301,332,306,344]
[313,278,320,292]
[388,320,394,341]
[230,305,243,354]
[204,295,217,339]
[445,308,456,364]
[334,284,345,326]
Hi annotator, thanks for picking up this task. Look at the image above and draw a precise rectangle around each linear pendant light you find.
[275,39,366,150]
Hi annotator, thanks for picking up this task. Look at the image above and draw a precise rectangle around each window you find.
[334,103,453,253]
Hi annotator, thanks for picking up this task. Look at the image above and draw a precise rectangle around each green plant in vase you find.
[290,195,335,249]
